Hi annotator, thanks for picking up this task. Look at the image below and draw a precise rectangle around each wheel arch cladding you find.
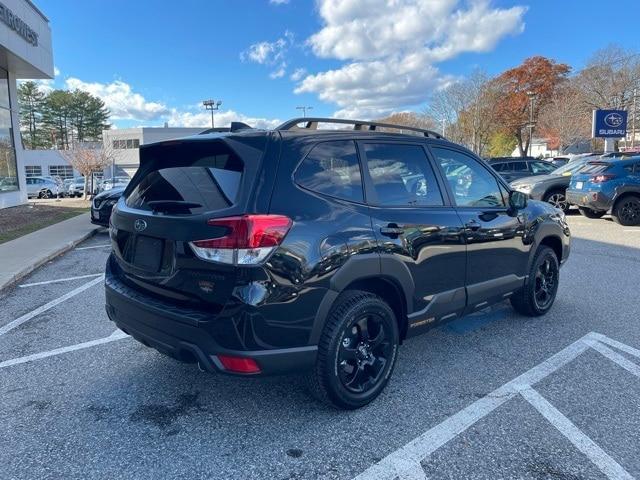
[539,235,563,263]
[613,191,640,211]
[341,276,408,341]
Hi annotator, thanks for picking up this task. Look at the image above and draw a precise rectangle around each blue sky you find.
[35,0,640,129]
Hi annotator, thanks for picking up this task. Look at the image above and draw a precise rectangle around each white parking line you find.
[353,336,590,480]
[622,229,640,232]
[0,275,104,337]
[0,330,129,369]
[521,387,634,480]
[18,273,103,288]
[75,244,111,250]
[353,332,639,480]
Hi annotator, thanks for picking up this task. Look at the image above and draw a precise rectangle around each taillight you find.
[189,214,292,265]
[591,174,616,183]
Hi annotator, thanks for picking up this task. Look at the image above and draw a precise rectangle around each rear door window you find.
[294,140,363,203]
[126,143,243,214]
[363,143,443,207]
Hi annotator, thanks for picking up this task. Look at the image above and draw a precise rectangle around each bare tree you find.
[61,143,118,199]
[423,70,499,155]
[576,45,640,110]
[538,83,592,154]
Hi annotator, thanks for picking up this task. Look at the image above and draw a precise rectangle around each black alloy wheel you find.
[337,312,394,394]
[511,246,559,316]
[533,256,558,311]
[306,290,399,409]
[613,196,640,226]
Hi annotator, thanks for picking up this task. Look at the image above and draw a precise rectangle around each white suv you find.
[26,177,60,198]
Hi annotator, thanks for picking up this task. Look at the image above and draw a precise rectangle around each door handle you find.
[465,219,481,231]
[380,224,404,236]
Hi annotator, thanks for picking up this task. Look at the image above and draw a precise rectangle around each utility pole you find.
[203,99,222,128]
[526,91,537,157]
[296,106,313,118]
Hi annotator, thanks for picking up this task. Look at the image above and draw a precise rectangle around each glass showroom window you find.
[0,68,18,193]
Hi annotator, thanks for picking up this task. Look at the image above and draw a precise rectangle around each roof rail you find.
[275,117,445,139]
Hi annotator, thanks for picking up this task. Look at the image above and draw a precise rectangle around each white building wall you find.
[0,0,53,208]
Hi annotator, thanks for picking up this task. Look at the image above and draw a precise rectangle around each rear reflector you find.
[189,214,292,265]
[216,355,261,374]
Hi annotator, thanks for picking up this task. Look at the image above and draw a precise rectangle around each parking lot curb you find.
[0,214,103,292]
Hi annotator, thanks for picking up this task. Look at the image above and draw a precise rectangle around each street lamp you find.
[296,106,313,118]
[203,99,222,128]
[526,91,538,157]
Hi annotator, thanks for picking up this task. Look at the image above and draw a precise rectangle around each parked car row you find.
[24,175,130,199]
[502,154,640,225]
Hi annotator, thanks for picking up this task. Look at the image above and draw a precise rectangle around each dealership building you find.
[0,0,53,209]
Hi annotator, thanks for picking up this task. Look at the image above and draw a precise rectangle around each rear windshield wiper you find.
[147,200,202,212]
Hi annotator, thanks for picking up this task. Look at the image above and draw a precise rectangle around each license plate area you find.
[575,181,583,190]
[132,235,164,272]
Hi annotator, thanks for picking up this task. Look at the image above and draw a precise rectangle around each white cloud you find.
[242,31,294,79]
[166,109,281,130]
[269,0,289,4]
[60,77,280,129]
[296,0,526,118]
[269,66,286,79]
[65,77,171,121]
[290,68,307,81]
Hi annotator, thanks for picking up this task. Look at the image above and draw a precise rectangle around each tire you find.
[511,246,560,317]
[39,189,52,199]
[578,207,605,219]
[306,290,399,409]
[543,189,569,212]
[612,195,640,226]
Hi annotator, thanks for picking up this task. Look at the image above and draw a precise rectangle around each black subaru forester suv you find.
[105,118,570,409]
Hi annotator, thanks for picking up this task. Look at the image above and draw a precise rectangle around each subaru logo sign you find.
[134,219,147,232]
[592,109,628,138]
[604,112,624,128]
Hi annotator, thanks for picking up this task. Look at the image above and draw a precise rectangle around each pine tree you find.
[17,81,47,148]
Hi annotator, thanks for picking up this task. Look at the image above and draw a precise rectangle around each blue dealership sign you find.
[592,109,628,138]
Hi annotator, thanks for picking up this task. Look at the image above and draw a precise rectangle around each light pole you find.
[296,106,313,118]
[526,91,537,157]
[203,99,222,128]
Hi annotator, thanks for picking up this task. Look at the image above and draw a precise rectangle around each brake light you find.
[591,174,616,183]
[216,355,261,374]
[189,214,292,265]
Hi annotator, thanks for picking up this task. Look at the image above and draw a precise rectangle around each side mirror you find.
[509,190,528,211]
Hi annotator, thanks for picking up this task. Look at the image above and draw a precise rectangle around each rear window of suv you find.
[125,142,243,214]
[580,162,610,175]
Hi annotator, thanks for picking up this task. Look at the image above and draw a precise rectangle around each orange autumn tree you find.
[493,56,570,157]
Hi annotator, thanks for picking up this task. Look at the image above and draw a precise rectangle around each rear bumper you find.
[566,189,611,211]
[105,265,317,376]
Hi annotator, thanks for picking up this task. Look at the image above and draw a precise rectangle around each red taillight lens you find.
[190,214,292,265]
[591,174,616,183]
[216,355,261,374]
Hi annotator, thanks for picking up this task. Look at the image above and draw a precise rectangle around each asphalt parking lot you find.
[1,212,639,480]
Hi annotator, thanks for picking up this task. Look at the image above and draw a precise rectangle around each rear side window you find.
[294,140,363,202]
[126,143,243,214]
[363,143,443,206]
[581,163,610,174]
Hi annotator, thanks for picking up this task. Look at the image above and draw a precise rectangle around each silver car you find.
[26,177,60,198]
